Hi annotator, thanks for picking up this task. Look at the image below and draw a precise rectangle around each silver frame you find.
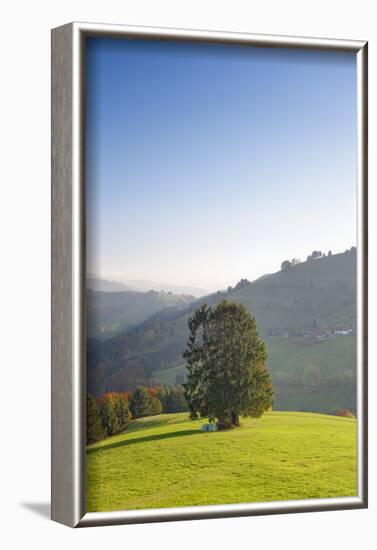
[51,21,368,528]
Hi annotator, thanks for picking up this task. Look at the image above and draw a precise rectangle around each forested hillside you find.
[87,249,357,413]
[87,288,195,340]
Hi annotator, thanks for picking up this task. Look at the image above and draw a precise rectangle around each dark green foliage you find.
[148,396,163,415]
[129,387,149,418]
[183,300,274,429]
[87,392,131,444]
[100,399,120,436]
[129,386,163,418]
[114,397,131,430]
[158,386,189,413]
[86,393,104,444]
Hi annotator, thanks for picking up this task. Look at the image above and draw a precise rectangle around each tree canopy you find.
[129,386,163,418]
[86,393,104,444]
[183,300,273,429]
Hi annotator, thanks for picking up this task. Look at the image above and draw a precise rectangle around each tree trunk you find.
[231,412,240,426]
[217,415,232,430]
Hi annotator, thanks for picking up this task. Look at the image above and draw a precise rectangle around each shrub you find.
[130,386,163,418]
[86,393,104,444]
[114,397,131,430]
[149,396,163,415]
[336,409,355,419]
[159,386,189,413]
[99,398,120,436]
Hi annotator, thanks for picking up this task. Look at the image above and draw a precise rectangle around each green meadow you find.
[86,412,357,512]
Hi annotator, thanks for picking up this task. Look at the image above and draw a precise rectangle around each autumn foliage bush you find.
[336,409,355,419]
[87,384,189,443]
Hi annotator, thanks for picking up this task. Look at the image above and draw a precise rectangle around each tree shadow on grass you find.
[87,429,203,455]
[127,416,189,433]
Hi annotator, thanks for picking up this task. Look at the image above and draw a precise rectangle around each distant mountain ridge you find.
[121,280,208,297]
[87,276,207,297]
[87,277,130,293]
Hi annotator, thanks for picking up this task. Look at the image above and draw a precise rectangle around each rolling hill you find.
[87,288,196,340]
[87,276,130,293]
[228,249,356,334]
[87,276,207,298]
[86,412,357,512]
[87,249,357,412]
[120,279,208,297]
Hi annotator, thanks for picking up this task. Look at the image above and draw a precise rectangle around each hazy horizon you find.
[87,244,355,295]
[86,38,357,292]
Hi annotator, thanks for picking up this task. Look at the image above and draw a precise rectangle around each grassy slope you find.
[153,364,186,384]
[154,335,356,413]
[86,412,357,512]
[267,334,356,376]
[155,334,355,383]
[228,251,356,333]
[274,388,355,413]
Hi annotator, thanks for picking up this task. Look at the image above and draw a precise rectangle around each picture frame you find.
[51,21,368,528]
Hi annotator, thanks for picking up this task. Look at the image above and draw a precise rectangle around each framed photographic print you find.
[51,22,368,527]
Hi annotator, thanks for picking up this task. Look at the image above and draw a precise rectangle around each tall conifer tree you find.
[183,301,273,429]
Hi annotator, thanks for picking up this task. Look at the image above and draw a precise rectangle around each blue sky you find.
[86,37,357,292]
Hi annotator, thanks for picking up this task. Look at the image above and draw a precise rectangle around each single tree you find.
[129,386,163,418]
[148,396,163,415]
[86,393,104,444]
[281,260,292,271]
[129,386,150,418]
[183,301,273,429]
[114,397,131,430]
[307,250,322,261]
[99,397,119,436]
